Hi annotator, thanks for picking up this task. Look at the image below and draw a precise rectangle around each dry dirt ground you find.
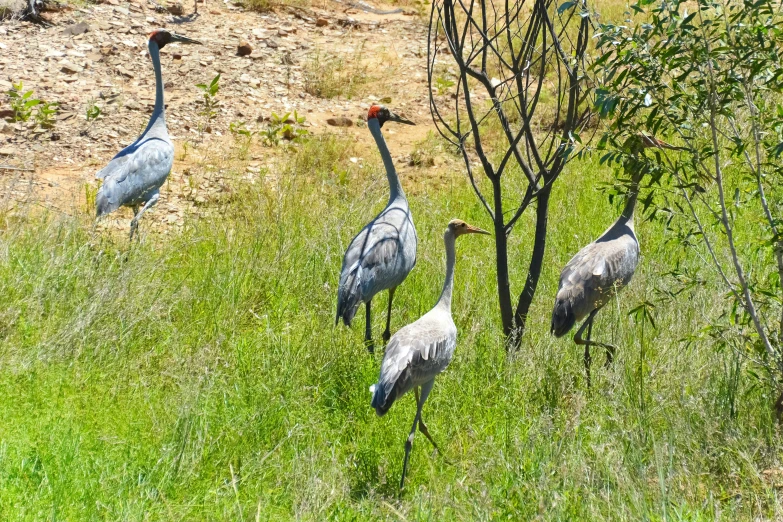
[0,0,445,234]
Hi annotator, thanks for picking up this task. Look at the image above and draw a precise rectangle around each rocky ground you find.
[0,0,441,234]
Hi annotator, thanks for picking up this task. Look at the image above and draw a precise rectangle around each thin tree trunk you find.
[493,180,514,338]
[512,184,551,348]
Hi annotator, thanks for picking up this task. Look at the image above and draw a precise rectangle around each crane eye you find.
[461,223,466,227]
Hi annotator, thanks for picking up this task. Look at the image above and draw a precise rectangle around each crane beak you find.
[465,224,491,235]
[170,33,202,45]
[388,111,415,125]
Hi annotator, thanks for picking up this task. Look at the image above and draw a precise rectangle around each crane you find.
[336,105,417,352]
[95,30,200,239]
[370,219,489,489]
[550,170,643,387]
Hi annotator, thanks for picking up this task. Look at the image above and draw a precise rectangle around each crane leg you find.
[128,205,140,240]
[364,301,374,353]
[574,309,618,388]
[129,192,159,240]
[574,311,597,388]
[400,380,434,489]
[415,385,439,452]
[383,286,396,343]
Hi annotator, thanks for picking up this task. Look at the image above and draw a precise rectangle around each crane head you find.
[367,105,414,128]
[448,219,491,237]
[149,29,202,49]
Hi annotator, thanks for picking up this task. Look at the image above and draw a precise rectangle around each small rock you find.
[316,17,329,27]
[116,66,134,78]
[0,147,14,156]
[44,50,65,61]
[172,52,182,60]
[60,61,83,74]
[327,117,353,127]
[62,22,90,36]
[237,41,252,56]
[166,2,184,15]
[124,98,140,110]
[0,121,11,134]
[265,38,279,49]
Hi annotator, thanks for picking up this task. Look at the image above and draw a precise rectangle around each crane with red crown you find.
[336,105,417,352]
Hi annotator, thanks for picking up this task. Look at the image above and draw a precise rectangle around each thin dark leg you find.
[415,387,439,452]
[400,380,434,489]
[586,318,594,386]
[129,205,140,240]
[574,311,597,388]
[574,308,617,388]
[365,301,374,353]
[383,287,396,343]
[129,192,159,241]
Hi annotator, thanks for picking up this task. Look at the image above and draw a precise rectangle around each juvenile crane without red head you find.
[551,172,643,386]
[336,105,417,352]
[370,218,489,489]
[95,30,200,239]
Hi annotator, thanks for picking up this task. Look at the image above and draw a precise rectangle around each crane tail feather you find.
[370,380,395,416]
[551,298,576,338]
[95,181,123,217]
[336,272,363,327]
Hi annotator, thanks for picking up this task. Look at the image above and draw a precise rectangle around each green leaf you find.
[557,1,575,14]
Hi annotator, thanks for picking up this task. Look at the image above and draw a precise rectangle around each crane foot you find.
[400,434,414,489]
[129,219,139,240]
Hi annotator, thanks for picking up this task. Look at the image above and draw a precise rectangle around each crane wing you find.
[558,236,639,321]
[95,139,173,216]
[336,214,415,324]
[371,313,456,415]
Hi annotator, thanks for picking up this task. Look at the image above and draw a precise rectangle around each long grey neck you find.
[619,173,642,225]
[143,40,166,137]
[368,118,404,202]
[436,230,456,310]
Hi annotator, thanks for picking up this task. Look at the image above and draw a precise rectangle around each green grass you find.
[303,47,372,101]
[0,135,781,520]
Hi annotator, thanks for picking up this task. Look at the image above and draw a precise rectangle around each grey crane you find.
[370,219,489,489]
[550,170,643,386]
[336,105,417,352]
[95,30,200,239]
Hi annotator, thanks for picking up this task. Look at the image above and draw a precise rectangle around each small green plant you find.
[84,182,98,213]
[35,101,59,129]
[229,121,254,160]
[229,121,252,138]
[196,74,221,129]
[434,74,455,95]
[7,82,41,122]
[260,110,309,147]
[86,100,102,122]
